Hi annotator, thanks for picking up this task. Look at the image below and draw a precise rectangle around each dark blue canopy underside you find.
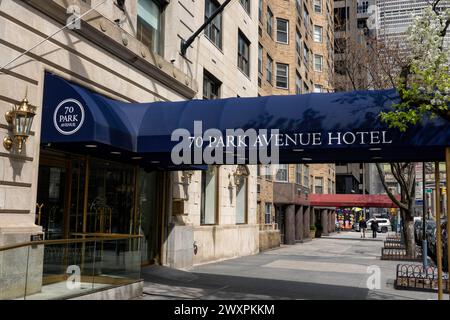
[41,73,450,167]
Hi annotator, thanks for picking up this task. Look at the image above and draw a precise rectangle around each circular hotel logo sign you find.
[53,99,85,135]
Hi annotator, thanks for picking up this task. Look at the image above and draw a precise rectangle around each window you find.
[236,173,248,224]
[328,179,332,194]
[303,44,310,66]
[314,84,323,92]
[303,165,310,188]
[205,0,222,48]
[314,0,322,13]
[258,0,262,21]
[203,70,221,100]
[275,164,288,182]
[314,25,323,42]
[303,5,310,30]
[201,167,218,225]
[258,44,263,74]
[314,177,323,194]
[267,7,273,37]
[263,164,272,180]
[276,63,289,89]
[265,203,272,224]
[314,54,323,72]
[296,0,301,15]
[266,54,273,84]
[295,164,302,184]
[240,0,250,13]
[137,0,162,55]
[276,18,289,44]
[295,30,302,56]
[296,72,302,94]
[238,31,250,76]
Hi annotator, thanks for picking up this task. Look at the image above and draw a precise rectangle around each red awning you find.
[310,194,400,208]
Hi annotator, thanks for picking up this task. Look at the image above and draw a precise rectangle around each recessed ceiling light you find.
[111,151,121,155]
[132,157,143,160]
[302,158,312,161]
[293,149,305,152]
[151,161,160,164]
[86,144,97,148]
[372,157,383,160]
[369,148,382,151]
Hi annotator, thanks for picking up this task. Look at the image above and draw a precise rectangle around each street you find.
[138,231,448,300]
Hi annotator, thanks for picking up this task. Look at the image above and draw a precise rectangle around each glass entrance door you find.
[36,157,69,240]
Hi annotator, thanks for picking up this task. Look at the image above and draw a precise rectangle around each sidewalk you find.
[137,231,448,300]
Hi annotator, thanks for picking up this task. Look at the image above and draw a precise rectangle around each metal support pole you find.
[435,162,443,300]
[446,147,450,297]
[422,162,428,269]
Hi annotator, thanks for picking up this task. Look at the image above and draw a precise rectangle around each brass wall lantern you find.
[3,97,37,153]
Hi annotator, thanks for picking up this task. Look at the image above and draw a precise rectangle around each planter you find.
[309,230,316,239]
[315,230,322,238]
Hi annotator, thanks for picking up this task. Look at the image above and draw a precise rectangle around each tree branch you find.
[376,163,409,210]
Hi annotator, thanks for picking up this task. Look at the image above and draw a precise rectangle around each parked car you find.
[366,218,391,233]
[427,218,448,272]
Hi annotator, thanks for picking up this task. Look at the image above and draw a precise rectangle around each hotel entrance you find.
[36,149,166,265]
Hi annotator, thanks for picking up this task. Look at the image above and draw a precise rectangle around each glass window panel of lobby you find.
[236,174,248,224]
[201,167,218,225]
[137,0,163,55]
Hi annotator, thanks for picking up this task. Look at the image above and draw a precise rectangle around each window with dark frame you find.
[205,0,222,49]
[267,7,274,37]
[266,54,273,84]
[203,70,221,100]
[238,31,251,76]
[240,0,250,14]
[258,44,263,74]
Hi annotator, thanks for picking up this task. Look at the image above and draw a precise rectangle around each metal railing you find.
[0,234,142,300]
[395,264,449,293]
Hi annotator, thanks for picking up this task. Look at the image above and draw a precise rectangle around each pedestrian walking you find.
[371,219,379,238]
[359,218,367,238]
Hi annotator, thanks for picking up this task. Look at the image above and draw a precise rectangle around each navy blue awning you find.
[41,73,450,165]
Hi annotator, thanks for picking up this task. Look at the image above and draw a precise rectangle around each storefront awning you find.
[42,73,450,165]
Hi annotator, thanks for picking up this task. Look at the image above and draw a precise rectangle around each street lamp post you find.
[422,162,428,269]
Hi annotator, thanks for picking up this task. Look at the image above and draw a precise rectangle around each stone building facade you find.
[0,0,260,298]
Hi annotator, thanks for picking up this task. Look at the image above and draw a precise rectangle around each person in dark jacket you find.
[359,218,367,238]
[371,219,379,238]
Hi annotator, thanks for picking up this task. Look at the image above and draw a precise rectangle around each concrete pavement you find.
[137,231,448,300]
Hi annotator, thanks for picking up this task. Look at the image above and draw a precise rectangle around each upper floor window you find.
[203,70,221,100]
[266,54,273,84]
[296,72,302,94]
[258,0,263,21]
[328,179,332,194]
[205,0,222,48]
[238,31,251,76]
[314,25,323,42]
[267,7,274,37]
[303,165,310,188]
[276,63,289,89]
[137,0,162,55]
[265,203,272,224]
[276,18,289,44]
[314,0,322,13]
[295,164,302,184]
[258,44,263,74]
[275,164,288,182]
[314,177,323,194]
[314,54,323,72]
[240,0,250,14]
